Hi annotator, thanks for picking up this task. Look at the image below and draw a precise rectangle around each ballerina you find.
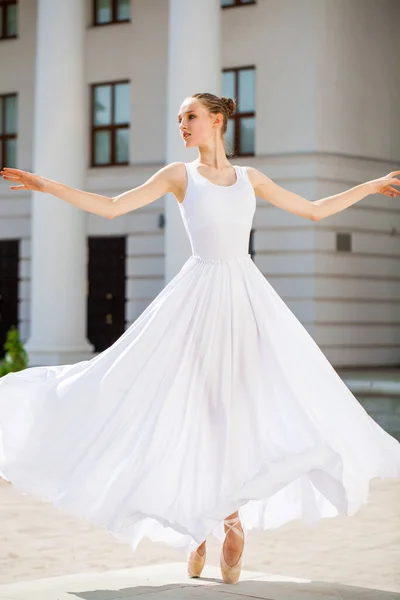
[1,92,400,585]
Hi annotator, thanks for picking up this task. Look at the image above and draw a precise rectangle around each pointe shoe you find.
[187,543,206,578]
[220,516,245,584]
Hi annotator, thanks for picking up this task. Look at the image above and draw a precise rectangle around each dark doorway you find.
[87,236,126,352]
[0,239,19,359]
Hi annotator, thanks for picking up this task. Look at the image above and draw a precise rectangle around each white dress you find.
[1,161,400,554]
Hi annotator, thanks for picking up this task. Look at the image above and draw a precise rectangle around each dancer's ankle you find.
[197,540,206,556]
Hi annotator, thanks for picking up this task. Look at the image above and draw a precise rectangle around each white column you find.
[26,0,94,365]
[165,0,221,283]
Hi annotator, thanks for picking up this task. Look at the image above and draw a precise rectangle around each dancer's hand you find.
[0,167,48,192]
[367,171,400,197]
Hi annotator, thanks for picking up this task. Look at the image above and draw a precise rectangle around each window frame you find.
[0,92,17,167]
[93,0,131,27]
[90,80,130,168]
[221,0,256,9]
[0,0,18,40]
[223,65,256,158]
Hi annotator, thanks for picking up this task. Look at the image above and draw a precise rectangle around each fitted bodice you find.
[178,162,256,261]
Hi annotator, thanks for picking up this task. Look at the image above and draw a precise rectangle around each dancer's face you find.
[178,98,223,148]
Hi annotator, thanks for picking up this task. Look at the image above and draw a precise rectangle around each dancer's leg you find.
[223,510,244,567]
[196,540,206,556]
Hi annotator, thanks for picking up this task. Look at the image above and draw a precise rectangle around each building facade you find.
[0,0,399,367]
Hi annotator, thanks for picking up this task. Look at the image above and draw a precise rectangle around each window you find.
[93,0,130,26]
[221,0,256,7]
[0,0,17,39]
[222,66,255,157]
[91,81,130,167]
[0,93,17,168]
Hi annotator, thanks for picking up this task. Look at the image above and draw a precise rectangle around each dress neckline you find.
[192,163,239,189]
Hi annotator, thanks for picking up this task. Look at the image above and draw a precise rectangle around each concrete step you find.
[0,562,398,600]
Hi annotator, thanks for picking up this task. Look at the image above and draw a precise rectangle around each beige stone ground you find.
[0,477,399,593]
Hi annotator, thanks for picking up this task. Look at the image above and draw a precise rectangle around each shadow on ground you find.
[69,577,400,600]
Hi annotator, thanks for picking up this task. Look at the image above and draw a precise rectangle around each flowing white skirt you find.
[1,254,400,554]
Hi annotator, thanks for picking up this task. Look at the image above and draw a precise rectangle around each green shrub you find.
[0,326,28,377]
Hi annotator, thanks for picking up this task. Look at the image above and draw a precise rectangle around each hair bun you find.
[221,96,236,118]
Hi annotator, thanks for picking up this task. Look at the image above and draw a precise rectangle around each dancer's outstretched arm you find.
[0,162,183,219]
[247,167,400,221]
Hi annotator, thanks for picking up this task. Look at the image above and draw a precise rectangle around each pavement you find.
[0,563,399,600]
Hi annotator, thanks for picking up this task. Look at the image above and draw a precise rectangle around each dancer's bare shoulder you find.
[148,161,186,199]
[110,162,186,217]
[167,161,187,204]
[144,161,187,203]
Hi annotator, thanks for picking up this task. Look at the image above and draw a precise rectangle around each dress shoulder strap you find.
[184,161,202,181]
[183,161,197,184]
[235,165,252,186]
[234,165,243,181]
